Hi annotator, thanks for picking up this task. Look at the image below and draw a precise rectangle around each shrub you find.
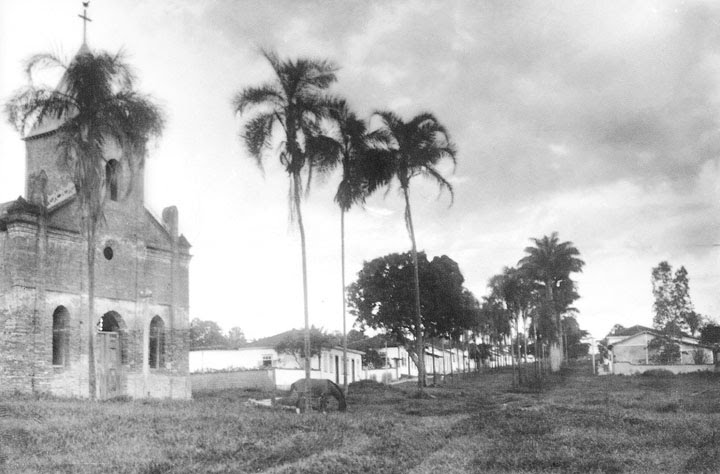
[641,369,675,377]
[692,349,709,365]
[648,337,681,365]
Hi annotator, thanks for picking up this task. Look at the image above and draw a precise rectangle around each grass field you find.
[2,365,720,473]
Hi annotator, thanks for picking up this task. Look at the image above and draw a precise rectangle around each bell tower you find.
[22,2,144,213]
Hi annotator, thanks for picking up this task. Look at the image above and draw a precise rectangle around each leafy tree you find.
[348,251,474,377]
[226,327,246,348]
[233,50,337,400]
[361,348,386,369]
[673,266,693,328]
[5,47,163,398]
[468,343,492,368]
[608,324,626,336]
[684,311,705,338]
[368,111,457,389]
[700,323,720,345]
[700,323,720,364]
[274,327,335,367]
[652,262,675,331]
[651,262,698,336]
[190,318,227,349]
[487,267,535,368]
[518,232,584,369]
[346,329,367,346]
[478,296,512,367]
[561,317,589,359]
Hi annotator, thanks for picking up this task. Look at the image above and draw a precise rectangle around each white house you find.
[375,343,475,381]
[190,329,364,389]
[604,325,714,375]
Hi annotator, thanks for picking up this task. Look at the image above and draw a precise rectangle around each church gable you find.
[41,195,189,254]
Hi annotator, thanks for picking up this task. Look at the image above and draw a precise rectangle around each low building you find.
[375,343,475,380]
[605,325,713,375]
[190,329,364,390]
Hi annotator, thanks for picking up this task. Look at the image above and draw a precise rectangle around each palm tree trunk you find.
[515,317,521,385]
[87,231,96,399]
[293,175,312,411]
[402,187,425,391]
[340,209,348,394]
[546,280,563,370]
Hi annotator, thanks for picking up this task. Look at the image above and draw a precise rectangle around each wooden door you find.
[97,332,122,399]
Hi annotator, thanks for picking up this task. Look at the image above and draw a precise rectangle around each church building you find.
[0,42,192,399]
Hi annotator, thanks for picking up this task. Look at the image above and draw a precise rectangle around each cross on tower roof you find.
[78,2,92,46]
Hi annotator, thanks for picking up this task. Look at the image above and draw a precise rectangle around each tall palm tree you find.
[319,99,390,393]
[233,50,337,409]
[370,111,456,390]
[5,48,164,398]
[518,232,584,370]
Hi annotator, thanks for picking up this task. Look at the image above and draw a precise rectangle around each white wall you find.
[189,348,275,372]
[190,346,363,376]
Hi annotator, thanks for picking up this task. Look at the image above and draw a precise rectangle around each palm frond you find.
[305,134,341,174]
[233,84,284,115]
[242,112,276,166]
[4,88,76,135]
[24,53,67,83]
[421,163,454,204]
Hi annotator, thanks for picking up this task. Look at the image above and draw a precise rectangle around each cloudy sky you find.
[1,0,718,341]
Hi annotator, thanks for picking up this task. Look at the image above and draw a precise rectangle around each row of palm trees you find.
[233,51,456,397]
[478,232,585,378]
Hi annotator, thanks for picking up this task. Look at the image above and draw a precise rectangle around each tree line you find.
[189,319,247,350]
[347,231,586,386]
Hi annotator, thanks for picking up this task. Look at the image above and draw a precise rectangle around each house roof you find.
[240,329,364,355]
[241,329,305,348]
[606,325,655,338]
[611,331,712,349]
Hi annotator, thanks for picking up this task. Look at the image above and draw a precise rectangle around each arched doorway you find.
[96,311,125,399]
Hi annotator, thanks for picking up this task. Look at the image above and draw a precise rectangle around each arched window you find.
[52,306,70,367]
[149,316,165,369]
[105,159,119,201]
